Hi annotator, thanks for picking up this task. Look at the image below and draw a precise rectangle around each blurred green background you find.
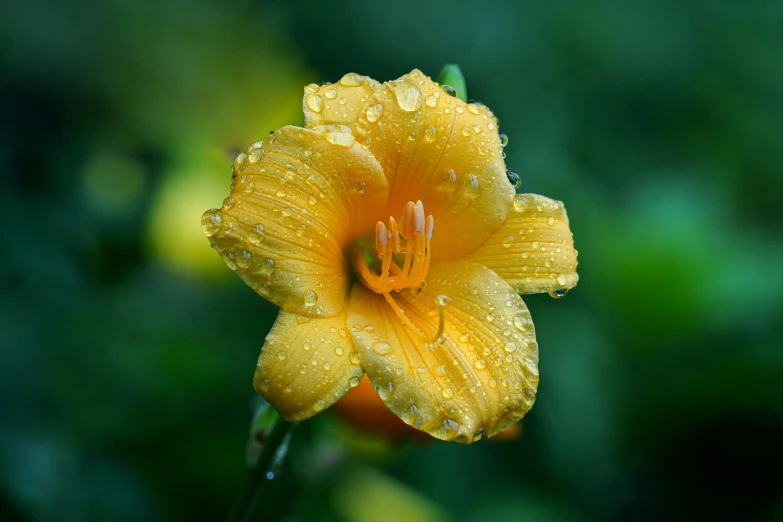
[2,0,782,521]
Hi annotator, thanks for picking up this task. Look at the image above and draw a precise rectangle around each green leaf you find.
[436,64,467,102]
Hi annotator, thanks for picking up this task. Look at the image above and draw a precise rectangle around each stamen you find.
[354,200,435,295]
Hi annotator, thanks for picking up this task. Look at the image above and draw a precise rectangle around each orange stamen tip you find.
[354,201,434,295]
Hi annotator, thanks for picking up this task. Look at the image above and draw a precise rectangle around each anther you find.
[354,200,435,296]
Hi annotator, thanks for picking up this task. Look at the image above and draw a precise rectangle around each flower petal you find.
[355,69,514,260]
[303,73,381,130]
[347,261,539,443]
[202,126,388,317]
[254,308,363,422]
[465,193,579,294]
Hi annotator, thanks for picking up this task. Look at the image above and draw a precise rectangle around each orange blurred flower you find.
[202,69,578,443]
[333,375,521,442]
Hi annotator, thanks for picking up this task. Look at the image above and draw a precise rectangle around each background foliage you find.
[2,1,782,520]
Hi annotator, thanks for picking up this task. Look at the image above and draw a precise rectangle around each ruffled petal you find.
[202,125,388,317]
[254,308,363,422]
[347,261,539,444]
[355,69,514,260]
[303,73,381,130]
[465,193,579,295]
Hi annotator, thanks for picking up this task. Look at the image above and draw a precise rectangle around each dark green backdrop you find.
[2,0,782,520]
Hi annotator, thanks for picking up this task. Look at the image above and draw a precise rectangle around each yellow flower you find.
[202,69,578,443]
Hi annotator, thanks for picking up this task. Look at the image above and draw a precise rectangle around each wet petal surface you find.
[355,69,514,260]
[347,261,539,443]
[465,193,579,295]
[303,73,381,130]
[255,308,363,421]
[202,126,388,317]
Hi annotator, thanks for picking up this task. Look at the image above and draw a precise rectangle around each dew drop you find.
[313,399,326,412]
[502,235,514,248]
[424,125,437,142]
[467,104,480,115]
[513,194,529,212]
[277,351,288,360]
[324,88,338,99]
[276,188,286,197]
[442,387,454,399]
[340,73,364,86]
[499,133,509,148]
[324,131,356,147]
[466,174,480,196]
[303,342,312,350]
[201,209,223,237]
[425,95,437,108]
[281,207,292,217]
[392,82,423,112]
[372,341,394,355]
[442,85,457,97]
[549,288,568,299]
[304,289,318,307]
[349,376,361,387]
[461,125,471,137]
[366,103,383,122]
[504,341,517,353]
[506,171,521,189]
[513,315,528,331]
[305,93,324,113]
[474,359,486,370]
[323,362,332,371]
[335,347,344,356]
[350,352,362,364]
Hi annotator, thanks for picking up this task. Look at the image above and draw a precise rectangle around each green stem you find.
[227,417,296,522]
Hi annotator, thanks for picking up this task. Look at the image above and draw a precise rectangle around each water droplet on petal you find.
[201,209,223,236]
[425,95,437,107]
[502,235,514,248]
[504,341,517,353]
[324,131,356,147]
[324,88,338,99]
[305,93,324,113]
[513,315,528,331]
[372,341,393,355]
[549,288,568,299]
[366,103,383,122]
[278,351,288,360]
[392,82,423,112]
[506,171,521,189]
[323,362,332,371]
[304,290,318,307]
[442,85,457,97]
[513,194,529,212]
[424,125,437,142]
[499,133,509,147]
[340,73,364,86]
[349,376,361,387]
[442,388,454,399]
[474,359,486,370]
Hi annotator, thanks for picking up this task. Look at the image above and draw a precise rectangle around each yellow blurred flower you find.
[202,69,578,443]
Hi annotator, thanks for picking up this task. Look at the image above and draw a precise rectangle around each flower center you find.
[354,200,433,295]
